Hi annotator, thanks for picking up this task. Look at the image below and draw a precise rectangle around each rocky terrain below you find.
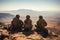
[0,28,60,40]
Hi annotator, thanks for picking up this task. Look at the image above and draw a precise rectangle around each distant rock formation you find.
[0,13,14,23]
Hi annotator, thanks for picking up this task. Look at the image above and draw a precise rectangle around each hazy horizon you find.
[0,0,60,12]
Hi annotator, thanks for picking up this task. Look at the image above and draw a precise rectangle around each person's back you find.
[12,17,23,27]
[10,15,23,33]
[37,18,47,29]
[35,16,49,38]
[24,15,32,31]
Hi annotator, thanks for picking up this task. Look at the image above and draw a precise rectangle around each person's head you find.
[39,15,43,19]
[16,14,20,18]
[26,15,30,19]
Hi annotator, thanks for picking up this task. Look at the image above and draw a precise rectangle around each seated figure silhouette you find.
[9,15,23,34]
[35,16,49,38]
[24,15,33,32]
[23,15,33,36]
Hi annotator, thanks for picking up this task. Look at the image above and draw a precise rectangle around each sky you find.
[0,0,60,11]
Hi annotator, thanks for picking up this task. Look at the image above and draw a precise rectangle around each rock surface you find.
[0,29,60,40]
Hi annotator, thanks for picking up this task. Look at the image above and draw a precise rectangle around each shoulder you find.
[29,19,32,22]
[30,19,32,21]
[37,20,39,23]
[24,19,26,21]
[43,19,46,21]
[20,19,22,21]
[13,17,17,20]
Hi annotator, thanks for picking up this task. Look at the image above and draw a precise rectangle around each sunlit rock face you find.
[2,32,60,40]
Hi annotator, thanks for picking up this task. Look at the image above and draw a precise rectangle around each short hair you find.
[26,15,30,18]
[16,15,20,18]
[39,15,43,19]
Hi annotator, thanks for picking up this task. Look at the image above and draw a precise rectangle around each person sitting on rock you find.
[10,15,23,33]
[24,15,33,32]
[35,15,49,38]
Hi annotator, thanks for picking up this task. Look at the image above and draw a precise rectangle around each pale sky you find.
[0,0,60,11]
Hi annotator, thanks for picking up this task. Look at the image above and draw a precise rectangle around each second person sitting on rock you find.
[24,15,33,32]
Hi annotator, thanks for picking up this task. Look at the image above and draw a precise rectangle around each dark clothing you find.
[24,19,32,31]
[9,17,23,33]
[36,19,49,38]
[11,17,23,27]
[36,27,49,38]
[37,19,47,28]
